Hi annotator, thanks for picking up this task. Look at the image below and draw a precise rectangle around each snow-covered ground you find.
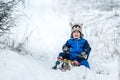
[0,44,118,80]
[0,0,120,80]
[0,46,96,80]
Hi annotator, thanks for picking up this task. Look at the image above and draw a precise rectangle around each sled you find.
[58,59,80,72]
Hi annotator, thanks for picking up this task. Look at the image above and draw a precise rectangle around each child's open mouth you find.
[75,35,79,37]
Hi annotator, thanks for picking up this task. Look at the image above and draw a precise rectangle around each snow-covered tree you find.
[0,0,26,51]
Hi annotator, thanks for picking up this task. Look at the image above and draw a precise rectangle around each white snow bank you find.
[0,48,96,80]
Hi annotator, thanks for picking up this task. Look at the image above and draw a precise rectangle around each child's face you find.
[72,31,80,39]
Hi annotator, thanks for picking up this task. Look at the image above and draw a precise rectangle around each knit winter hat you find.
[70,22,83,38]
[70,23,83,34]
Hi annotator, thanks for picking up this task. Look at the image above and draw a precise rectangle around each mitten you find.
[79,52,87,59]
[63,47,69,54]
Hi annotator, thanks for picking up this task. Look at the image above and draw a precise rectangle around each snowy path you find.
[0,48,96,80]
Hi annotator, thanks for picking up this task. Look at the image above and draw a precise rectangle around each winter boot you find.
[52,61,60,70]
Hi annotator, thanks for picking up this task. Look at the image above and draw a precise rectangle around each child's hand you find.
[63,47,69,54]
[79,52,87,59]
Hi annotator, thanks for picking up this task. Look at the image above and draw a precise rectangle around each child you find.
[52,23,91,69]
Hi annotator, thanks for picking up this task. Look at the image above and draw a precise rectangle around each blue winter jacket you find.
[62,38,91,60]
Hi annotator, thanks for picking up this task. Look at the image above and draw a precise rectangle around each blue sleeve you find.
[83,40,91,60]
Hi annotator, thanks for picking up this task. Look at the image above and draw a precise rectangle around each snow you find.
[0,47,118,80]
[0,0,120,80]
[0,47,96,80]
